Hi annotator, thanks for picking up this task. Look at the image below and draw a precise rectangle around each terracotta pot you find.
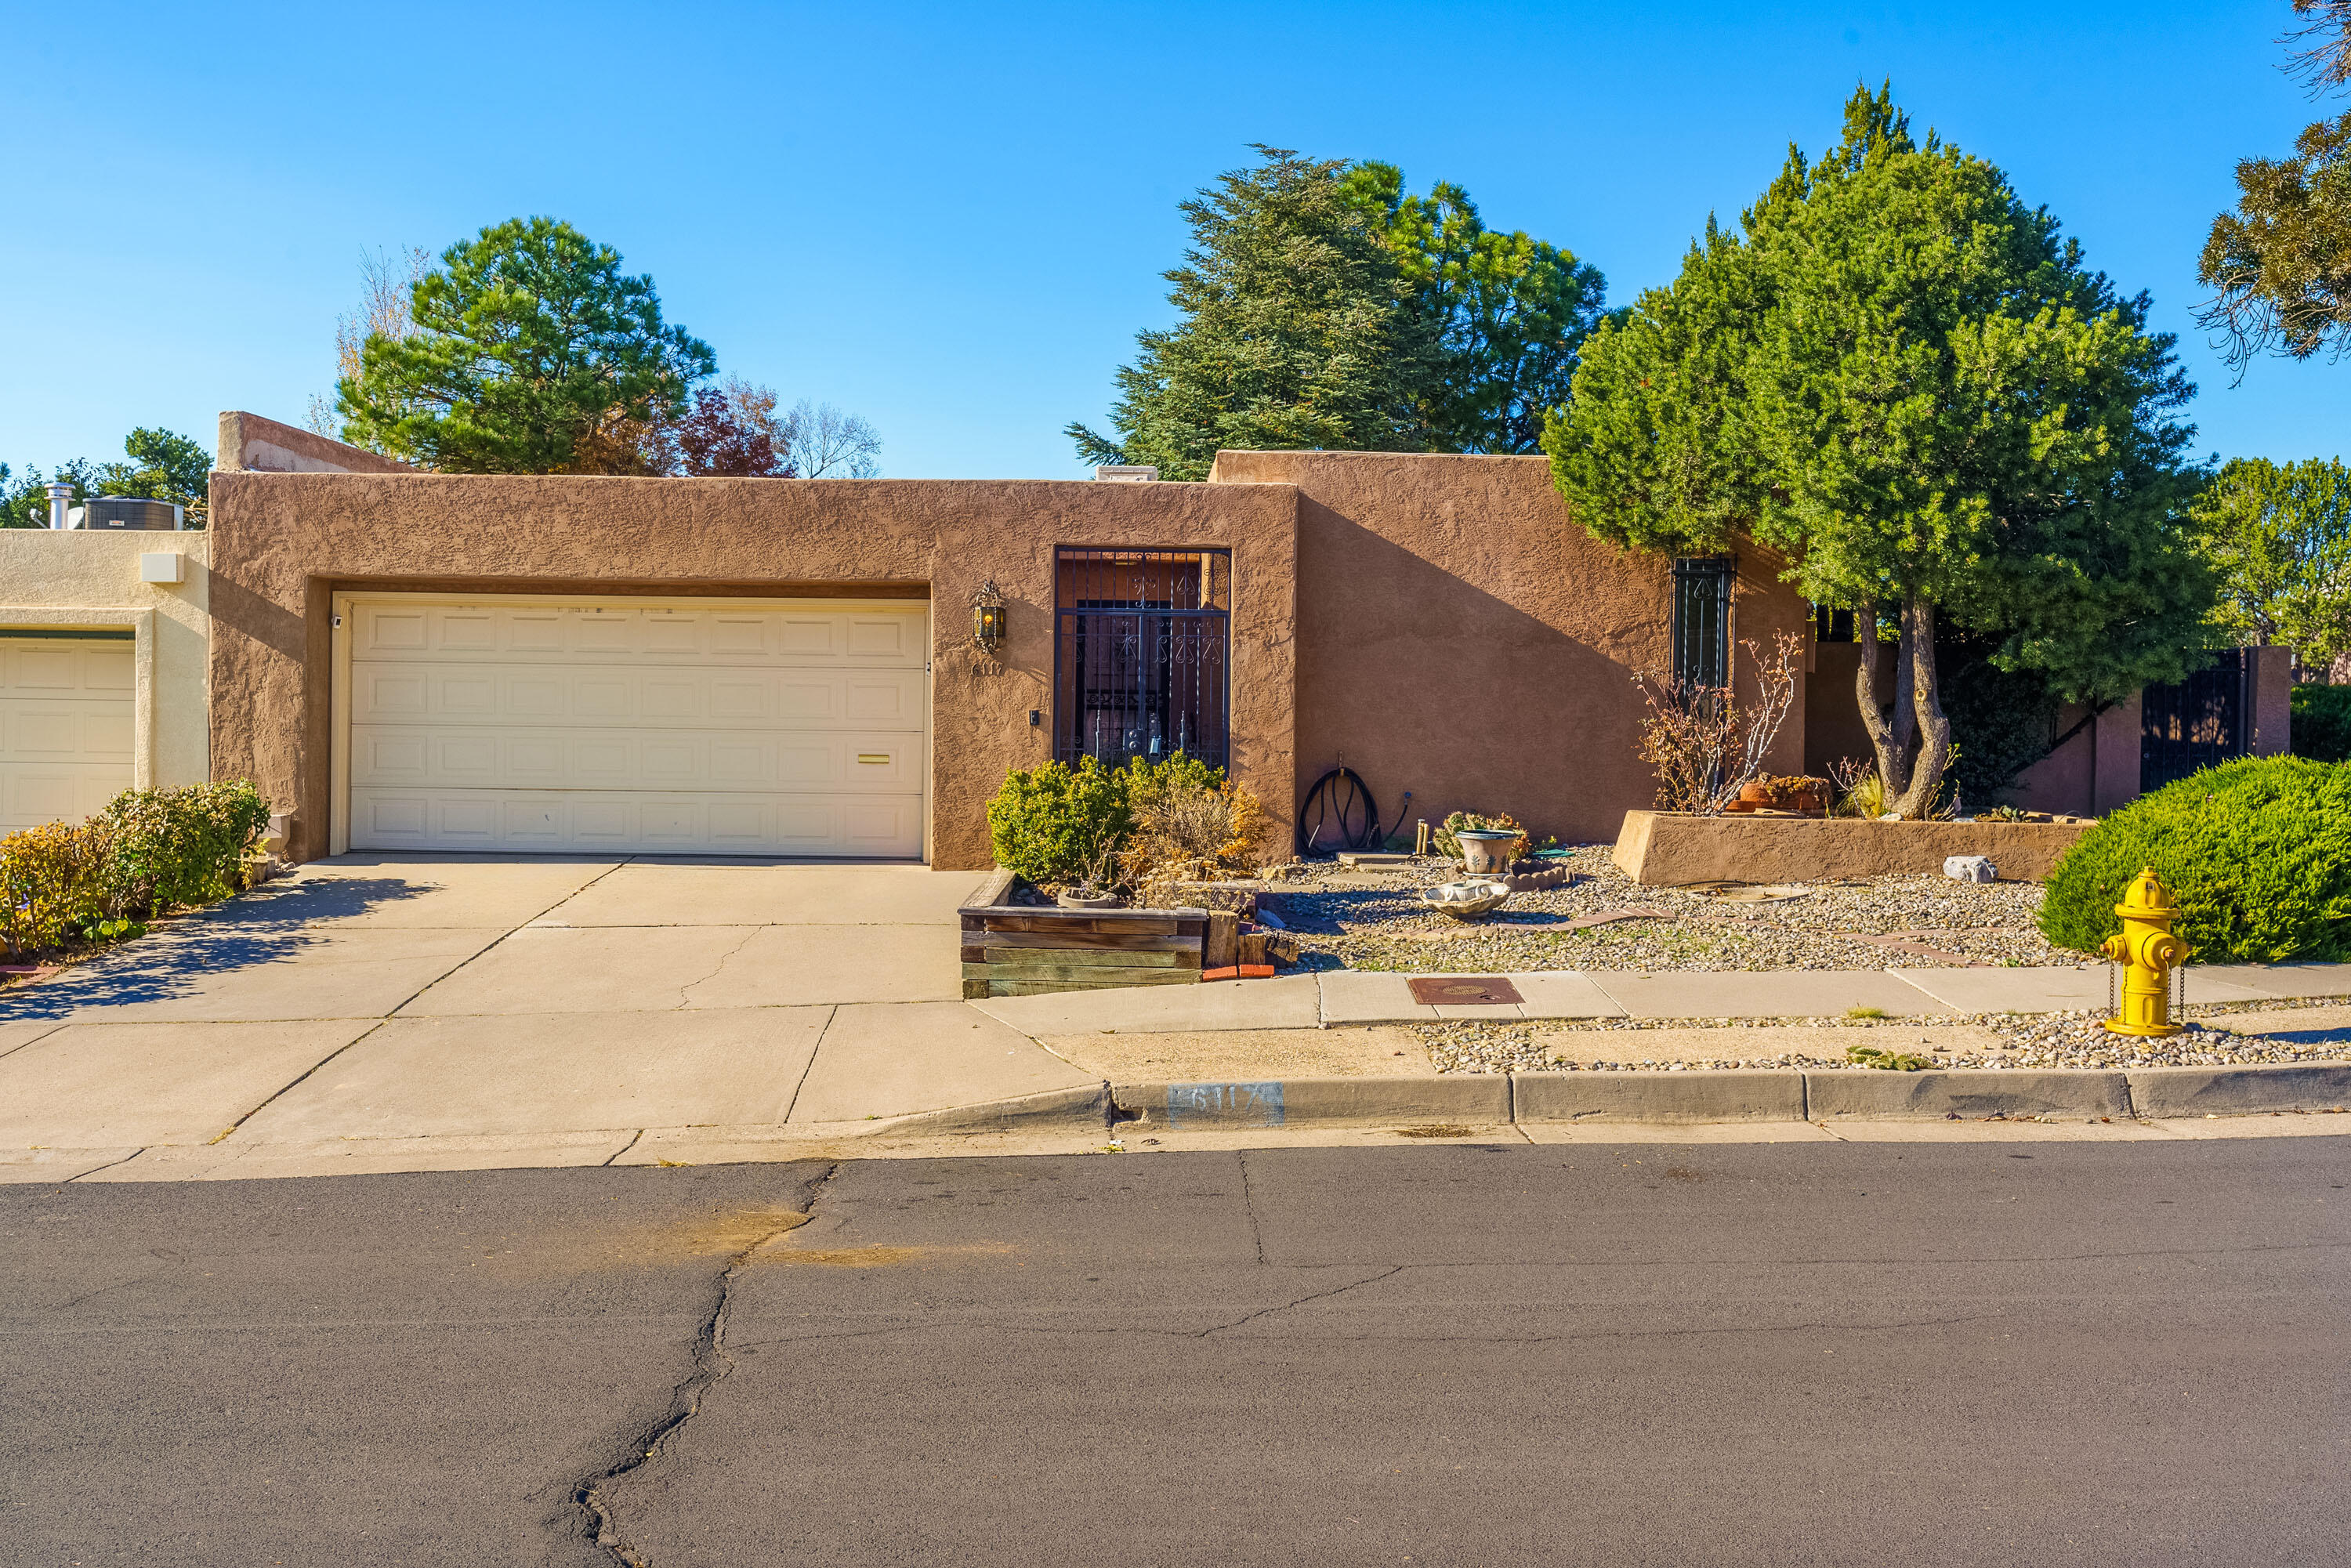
[1738,782,1770,803]
[1793,792,1822,813]
[1453,830,1517,875]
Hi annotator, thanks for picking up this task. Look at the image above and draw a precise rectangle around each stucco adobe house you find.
[188,412,2283,871]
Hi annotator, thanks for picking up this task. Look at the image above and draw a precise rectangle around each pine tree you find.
[1067,148,1435,481]
[338,217,713,474]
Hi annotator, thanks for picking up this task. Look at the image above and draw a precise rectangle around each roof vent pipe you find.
[45,483,74,531]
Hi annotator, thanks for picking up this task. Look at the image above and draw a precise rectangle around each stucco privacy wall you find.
[204,468,1297,867]
[1207,451,1812,849]
[0,529,212,791]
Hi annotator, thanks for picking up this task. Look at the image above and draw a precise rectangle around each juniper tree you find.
[1546,85,2213,817]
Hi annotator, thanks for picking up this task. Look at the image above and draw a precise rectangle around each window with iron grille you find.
[1053,549,1231,772]
[1672,557,1735,690]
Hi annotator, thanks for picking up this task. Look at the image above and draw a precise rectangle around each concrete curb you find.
[1806,1069,2133,1121]
[882,1084,1113,1135]
[2125,1064,2351,1118]
[1113,1077,1511,1130]
[1514,1071,1805,1124]
[1082,1063,2351,1131]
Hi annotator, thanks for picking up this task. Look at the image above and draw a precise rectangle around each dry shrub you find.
[1826,755,1883,818]
[1120,767,1271,907]
[1632,632,1802,814]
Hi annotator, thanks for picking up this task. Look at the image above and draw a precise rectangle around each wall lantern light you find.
[970,579,1007,654]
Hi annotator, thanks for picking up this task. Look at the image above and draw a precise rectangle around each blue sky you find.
[2,1,2339,480]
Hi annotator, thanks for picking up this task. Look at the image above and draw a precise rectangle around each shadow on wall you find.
[1291,499,1802,849]
[0,877,429,1020]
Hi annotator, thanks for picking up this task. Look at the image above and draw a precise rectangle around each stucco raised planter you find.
[1611,809,2093,886]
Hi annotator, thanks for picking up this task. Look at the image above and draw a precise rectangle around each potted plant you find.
[1435,811,1531,875]
[1056,832,1125,909]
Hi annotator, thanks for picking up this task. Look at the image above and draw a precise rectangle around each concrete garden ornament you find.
[1421,880,1511,921]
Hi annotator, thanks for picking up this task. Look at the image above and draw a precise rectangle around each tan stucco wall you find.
[1207,451,1812,849]
[205,471,1297,867]
[1614,809,2091,885]
[217,411,415,475]
[0,529,212,791]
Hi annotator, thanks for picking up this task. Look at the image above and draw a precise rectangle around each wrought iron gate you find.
[2140,649,2248,791]
[1052,548,1230,772]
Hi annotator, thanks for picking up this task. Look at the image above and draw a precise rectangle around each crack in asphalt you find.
[569,1161,842,1567]
[1237,1150,1267,1266]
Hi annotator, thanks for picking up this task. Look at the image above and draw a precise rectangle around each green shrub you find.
[986,757,1135,886]
[984,754,1231,888]
[2039,756,2351,962]
[0,781,273,960]
[103,780,273,912]
[2293,685,2351,763]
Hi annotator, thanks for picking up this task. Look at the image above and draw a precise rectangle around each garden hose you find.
[1296,766,1382,857]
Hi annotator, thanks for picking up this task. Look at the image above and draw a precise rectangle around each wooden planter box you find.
[1612,809,2095,885]
[958,869,1210,998]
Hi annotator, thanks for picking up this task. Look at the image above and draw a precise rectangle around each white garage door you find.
[0,634,136,834]
[343,595,928,856]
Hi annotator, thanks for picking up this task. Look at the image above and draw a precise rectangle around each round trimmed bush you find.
[2039,756,2351,962]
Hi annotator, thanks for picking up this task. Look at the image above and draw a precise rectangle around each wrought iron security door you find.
[2141,649,2248,791]
[1053,549,1230,771]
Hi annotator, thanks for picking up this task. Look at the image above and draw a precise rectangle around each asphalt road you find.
[6,1137,2348,1566]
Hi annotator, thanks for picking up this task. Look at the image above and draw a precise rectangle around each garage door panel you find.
[345,596,928,857]
[351,600,927,666]
[0,639,138,833]
[353,725,924,792]
[351,788,924,856]
[352,664,926,732]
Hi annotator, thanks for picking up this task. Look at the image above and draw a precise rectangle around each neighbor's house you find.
[194,412,2288,871]
[0,522,211,833]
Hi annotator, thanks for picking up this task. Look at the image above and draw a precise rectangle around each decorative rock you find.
[1943,855,1997,883]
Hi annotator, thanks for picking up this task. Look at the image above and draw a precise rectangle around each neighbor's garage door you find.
[0,634,135,834]
[344,595,927,856]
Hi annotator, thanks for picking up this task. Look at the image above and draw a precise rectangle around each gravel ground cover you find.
[1273,844,2064,973]
[1417,995,2351,1074]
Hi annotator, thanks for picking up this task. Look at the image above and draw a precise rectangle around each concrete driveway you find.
[0,855,1099,1180]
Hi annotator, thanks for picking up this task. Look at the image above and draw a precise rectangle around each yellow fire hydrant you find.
[2101,867,2190,1037]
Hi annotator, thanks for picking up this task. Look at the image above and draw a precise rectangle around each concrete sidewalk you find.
[5,856,2349,1183]
[973,960,2351,1032]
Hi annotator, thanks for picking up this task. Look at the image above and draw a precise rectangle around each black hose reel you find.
[1296,766,1384,857]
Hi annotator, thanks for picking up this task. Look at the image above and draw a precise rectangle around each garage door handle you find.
[857,754,891,764]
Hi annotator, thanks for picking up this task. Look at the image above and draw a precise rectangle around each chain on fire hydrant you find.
[2101,867,2190,1037]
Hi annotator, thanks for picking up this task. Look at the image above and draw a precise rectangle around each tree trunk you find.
[1889,596,1954,817]
[1851,605,1913,802]
[1889,610,1918,769]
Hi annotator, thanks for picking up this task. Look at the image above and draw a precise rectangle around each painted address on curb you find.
[1165,1082,1285,1128]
